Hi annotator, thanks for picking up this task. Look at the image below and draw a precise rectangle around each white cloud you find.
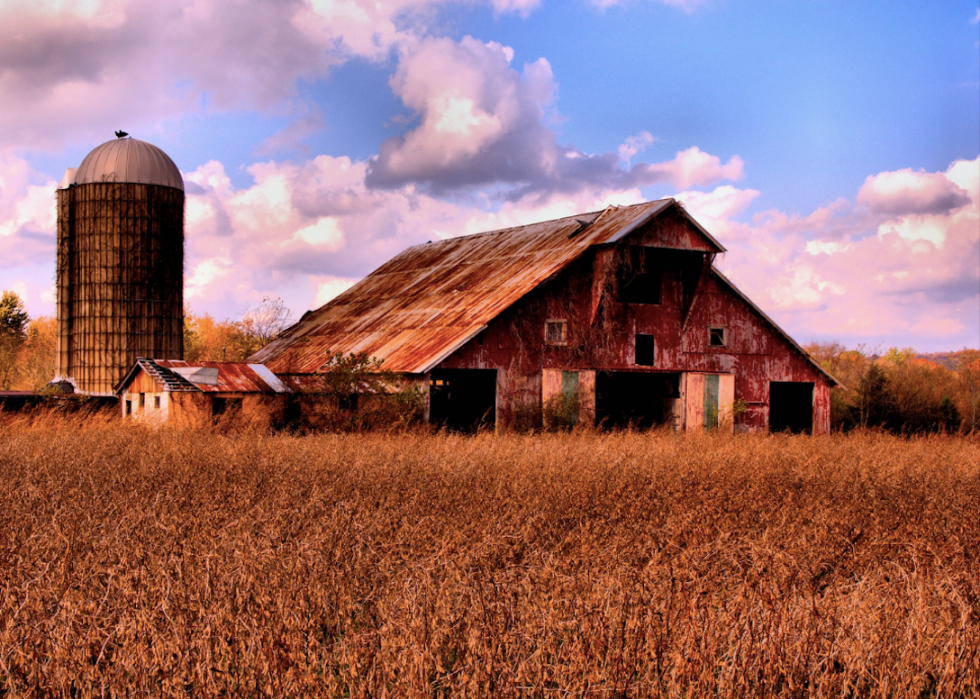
[367,37,742,196]
[618,131,655,164]
[314,276,359,306]
[712,156,979,346]
[185,257,233,300]
[857,167,971,216]
[291,217,345,250]
[367,35,560,189]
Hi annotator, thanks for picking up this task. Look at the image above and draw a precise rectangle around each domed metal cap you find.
[73,137,184,191]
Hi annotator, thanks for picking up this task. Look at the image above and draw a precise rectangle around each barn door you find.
[685,373,734,432]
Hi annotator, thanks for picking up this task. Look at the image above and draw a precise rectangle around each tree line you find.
[0,292,291,393]
[806,343,980,434]
[2,289,979,433]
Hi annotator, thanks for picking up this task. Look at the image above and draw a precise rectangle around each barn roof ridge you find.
[403,207,608,251]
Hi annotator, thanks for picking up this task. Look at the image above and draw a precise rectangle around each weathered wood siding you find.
[438,214,834,433]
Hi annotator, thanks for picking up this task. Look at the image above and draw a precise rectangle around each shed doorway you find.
[430,369,497,432]
[595,372,680,429]
[769,381,814,433]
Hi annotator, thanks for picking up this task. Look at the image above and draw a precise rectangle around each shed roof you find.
[114,359,289,395]
[252,199,725,374]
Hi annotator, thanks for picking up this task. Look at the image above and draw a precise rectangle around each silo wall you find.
[56,182,184,395]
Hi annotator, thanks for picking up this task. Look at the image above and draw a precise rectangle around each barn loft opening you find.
[596,372,680,429]
[769,381,814,433]
[429,369,497,433]
[618,246,662,304]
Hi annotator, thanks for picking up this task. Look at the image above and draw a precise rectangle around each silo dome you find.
[73,138,184,191]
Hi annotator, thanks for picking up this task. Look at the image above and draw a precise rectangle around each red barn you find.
[251,199,839,433]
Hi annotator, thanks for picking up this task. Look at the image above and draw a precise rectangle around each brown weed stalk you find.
[0,425,977,697]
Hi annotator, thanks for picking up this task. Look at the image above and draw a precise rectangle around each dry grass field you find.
[0,418,977,698]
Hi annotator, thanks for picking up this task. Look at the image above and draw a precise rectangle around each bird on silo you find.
[115,130,129,138]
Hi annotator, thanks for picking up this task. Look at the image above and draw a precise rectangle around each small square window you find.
[708,326,727,348]
[635,334,655,366]
[545,320,568,346]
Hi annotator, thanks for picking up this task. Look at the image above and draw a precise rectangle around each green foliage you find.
[0,291,30,390]
[295,351,424,432]
[542,389,580,431]
[0,291,28,340]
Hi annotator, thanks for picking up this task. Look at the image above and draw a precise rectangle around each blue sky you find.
[1,0,978,351]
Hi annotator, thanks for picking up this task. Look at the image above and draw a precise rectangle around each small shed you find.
[114,359,290,428]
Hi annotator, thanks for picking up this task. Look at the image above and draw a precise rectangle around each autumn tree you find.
[0,291,29,389]
[16,317,56,392]
[955,349,980,432]
[184,297,293,362]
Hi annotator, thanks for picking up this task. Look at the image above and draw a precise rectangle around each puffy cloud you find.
[0,155,57,269]
[367,37,742,197]
[0,0,556,154]
[367,36,560,190]
[646,147,744,190]
[314,276,359,306]
[713,156,979,347]
[488,0,541,17]
[857,167,971,216]
[0,0,341,152]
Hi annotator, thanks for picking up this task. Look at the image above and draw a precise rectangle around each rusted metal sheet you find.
[116,359,288,395]
[154,361,285,393]
[252,199,724,375]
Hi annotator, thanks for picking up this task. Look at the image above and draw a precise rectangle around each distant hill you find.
[915,350,976,371]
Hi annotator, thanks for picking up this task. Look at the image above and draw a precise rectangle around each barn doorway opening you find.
[596,372,680,429]
[769,381,813,433]
[430,369,497,433]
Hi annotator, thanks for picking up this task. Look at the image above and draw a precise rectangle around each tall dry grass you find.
[0,419,977,697]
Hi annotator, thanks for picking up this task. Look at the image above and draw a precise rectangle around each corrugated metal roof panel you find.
[152,361,286,393]
[251,199,716,374]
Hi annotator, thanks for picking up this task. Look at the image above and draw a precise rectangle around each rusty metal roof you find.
[114,359,289,395]
[252,199,725,375]
[69,138,184,191]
